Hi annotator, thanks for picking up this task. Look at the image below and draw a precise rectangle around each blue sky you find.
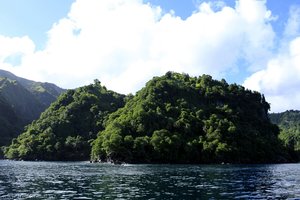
[0,0,300,112]
[0,0,294,46]
[0,0,73,49]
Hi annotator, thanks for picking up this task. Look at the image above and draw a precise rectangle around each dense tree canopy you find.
[5,72,291,163]
[91,72,286,164]
[270,110,300,161]
[4,80,125,161]
[0,71,65,158]
[0,94,23,158]
[0,69,65,108]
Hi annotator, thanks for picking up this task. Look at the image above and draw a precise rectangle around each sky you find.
[0,0,300,112]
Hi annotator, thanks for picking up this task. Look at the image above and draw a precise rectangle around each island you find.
[3,72,295,164]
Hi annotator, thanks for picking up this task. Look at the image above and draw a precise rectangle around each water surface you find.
[0,160,300,199]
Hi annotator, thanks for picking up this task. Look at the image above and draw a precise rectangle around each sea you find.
[0,160,300,199]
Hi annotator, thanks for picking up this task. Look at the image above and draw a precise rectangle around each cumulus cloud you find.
[244,5,300,112]
[0,36,35,68]
[0,0,275,94]
[284,6,300,38]
[244,36,300,112]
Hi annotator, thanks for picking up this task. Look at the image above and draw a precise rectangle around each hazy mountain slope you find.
[270,110,300,161]
[0,78,44,122]
[0,69,65,107]
[0,70,65,152]
[0,94,22,147]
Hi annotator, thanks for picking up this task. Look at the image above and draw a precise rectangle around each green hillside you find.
[270,110,300,161]
[0,69,64,107]
[4,80,125,161]
[0,93,22,147]
[91,72,286,164]
[0,70,65,158]
[5,72,290,163]
[0,78,45,122]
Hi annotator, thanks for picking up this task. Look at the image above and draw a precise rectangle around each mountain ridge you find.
[0,70,65,154]
[4,80,125,161]
[4,72,291,163]
[270,110,300,161]
[0,70,64,107]
[91,72,285,164]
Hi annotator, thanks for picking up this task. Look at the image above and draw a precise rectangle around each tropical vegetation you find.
[4,80,125,160]
[270,110,300,161]
[4,72,293,163]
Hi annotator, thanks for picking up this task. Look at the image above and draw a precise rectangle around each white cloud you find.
[284,6,300,38]
[244,5,300,113]
[0,0,275,95]
[0,35,35,69]
[244,37,300,112]
[0,36,35,59]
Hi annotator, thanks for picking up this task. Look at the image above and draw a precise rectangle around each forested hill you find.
[270,110,300,126]
[4,72,291,163]
[0,90,23,148]
[0,70,65,158]
[4,80,126,161]
[0,78,45,122]
[91,72,287,164]
[0,69,65,107]
[270,110,300,161]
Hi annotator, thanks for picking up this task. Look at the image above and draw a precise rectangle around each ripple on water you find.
[1,161,300,199]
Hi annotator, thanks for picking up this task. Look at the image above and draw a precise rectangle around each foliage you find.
[0,93,23,147]
[4,80,125,161]
[0,69,65,107]
[5,71,289,163]
[0,70,65,150]
[270,110,300,161]
[91,72,285,164]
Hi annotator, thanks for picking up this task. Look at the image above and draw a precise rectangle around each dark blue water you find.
[0,160,300,199]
